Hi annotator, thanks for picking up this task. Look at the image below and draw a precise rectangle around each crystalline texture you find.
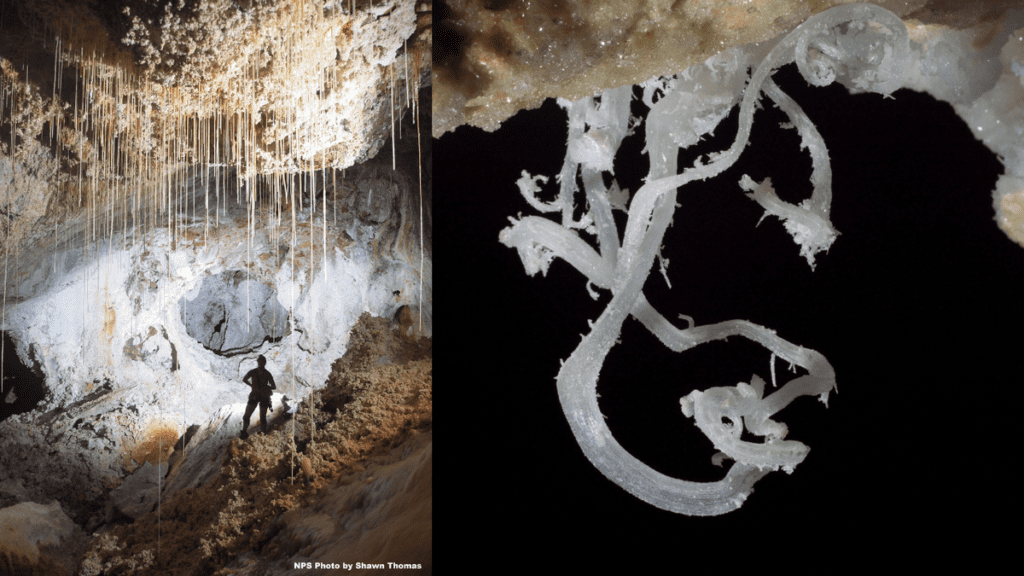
[499,3,908,516]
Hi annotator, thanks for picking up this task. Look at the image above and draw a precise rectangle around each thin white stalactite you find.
[291,142,297,485]
[51,36,57,144]
[391,64,395,171]
[2,251,7,397]
[308,154,315,458]
[1,81,5,394]
[404,39,409,130]
[157,433,161,562]
[416,91,423,333]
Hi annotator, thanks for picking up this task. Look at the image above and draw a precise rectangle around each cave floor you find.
[3,313,431,576]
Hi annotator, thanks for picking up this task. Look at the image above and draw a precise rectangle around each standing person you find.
[240,355,276,439]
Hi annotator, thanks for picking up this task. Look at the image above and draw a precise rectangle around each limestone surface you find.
[0,0,432,572]
[0,500,78,568]
[436,0,1024,247]
[109,461,168,520]
[434,0,1014,138]
[180,271,290,356]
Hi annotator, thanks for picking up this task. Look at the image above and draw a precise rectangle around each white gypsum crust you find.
[500,3,906,516]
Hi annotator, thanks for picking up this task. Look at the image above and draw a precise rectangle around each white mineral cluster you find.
[500,3,1023,516]
[899,16,1024,246]
[0,169,430,532]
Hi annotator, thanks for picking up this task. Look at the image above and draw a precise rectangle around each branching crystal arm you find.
[500,2,908,517]
[499,216,613,286]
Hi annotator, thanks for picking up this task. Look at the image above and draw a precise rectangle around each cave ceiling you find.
[0,0,432,254]
[433,0,1018,138]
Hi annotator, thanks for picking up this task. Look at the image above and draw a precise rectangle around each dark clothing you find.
[241,366,276,436]
[242,366,276,401]
[242,399,270,435]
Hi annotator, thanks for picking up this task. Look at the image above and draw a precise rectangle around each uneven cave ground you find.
[70,313,431,576]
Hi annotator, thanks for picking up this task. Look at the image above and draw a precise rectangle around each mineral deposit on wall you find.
[435,0,1024,246]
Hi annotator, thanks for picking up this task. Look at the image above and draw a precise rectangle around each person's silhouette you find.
[240,355,276,439]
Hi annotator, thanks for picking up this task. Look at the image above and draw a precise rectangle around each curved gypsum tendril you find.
[500,4,907,515]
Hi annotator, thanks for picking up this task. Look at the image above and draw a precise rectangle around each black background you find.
[436,63,1020,562]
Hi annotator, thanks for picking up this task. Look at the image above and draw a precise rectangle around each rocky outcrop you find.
[263,432,432,575]
[123,326,179,371]
[62,313,431,575]
[109,461,168,520]
[0,500,84,575]
[180,271,290,356]
[160,393,289,498]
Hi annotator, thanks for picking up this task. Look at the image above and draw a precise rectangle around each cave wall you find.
[435,0,1024,248]
[0,151,431,415]
[0,0,432,423]
[1,0,432,254]
[0,0,433,534]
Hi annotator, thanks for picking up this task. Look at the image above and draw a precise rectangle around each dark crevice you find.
[0,331,48,423]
